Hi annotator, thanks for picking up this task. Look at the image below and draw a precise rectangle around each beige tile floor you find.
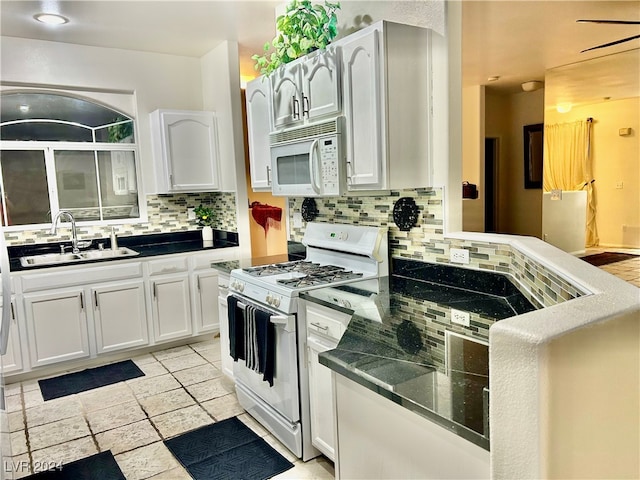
[4,338,334,479]
[580,247,640,288]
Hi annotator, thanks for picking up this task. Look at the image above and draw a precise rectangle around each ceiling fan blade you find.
[577,19,640,25]
[581,34,640,53]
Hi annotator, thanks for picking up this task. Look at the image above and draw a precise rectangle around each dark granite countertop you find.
[308,258,538,451]
[9,229,239,272]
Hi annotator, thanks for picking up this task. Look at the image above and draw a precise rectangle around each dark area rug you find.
[38,360,144,401]
[23,451,125,480]
[164,416,294,480]
[580,252,638,267]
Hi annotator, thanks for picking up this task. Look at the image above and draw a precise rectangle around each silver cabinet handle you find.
[153,282,157,299]
[310,321,328,330]
[346,161,353,184]
[266,166,271,185]
[302,93,310,118]
[79,292,84,310]
[197,276,201,291]
[94,291,99,308]
[10,302,15,322]
[292,96,300,119]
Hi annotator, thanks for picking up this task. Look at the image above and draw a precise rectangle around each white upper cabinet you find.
[270,47,341,129]
[150,109,221,193]
[246,78,273,191]
[339,21,433,192]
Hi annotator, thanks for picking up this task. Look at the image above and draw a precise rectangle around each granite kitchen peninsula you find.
[305,257,537,453]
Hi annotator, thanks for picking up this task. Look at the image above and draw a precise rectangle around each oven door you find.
[229,294,300,424]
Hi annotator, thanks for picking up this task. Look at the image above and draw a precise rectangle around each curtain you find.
[543,119,598,247]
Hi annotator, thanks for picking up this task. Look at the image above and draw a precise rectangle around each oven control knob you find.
[272,297,281,308]
[238,282,244,292]
[266,294,273,305]
[231,281,237,290]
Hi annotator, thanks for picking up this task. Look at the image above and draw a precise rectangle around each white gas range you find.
[227,222,388,461]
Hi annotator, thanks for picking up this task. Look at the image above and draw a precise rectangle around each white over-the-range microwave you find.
[269,116,345,197]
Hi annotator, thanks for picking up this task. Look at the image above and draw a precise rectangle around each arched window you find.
[0,91,141,227]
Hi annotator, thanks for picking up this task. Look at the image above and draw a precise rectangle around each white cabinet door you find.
[92,281,148,354]
[341,26,385,191]
[0,298,23,374]
[193,271,219,334]
[246,78,273,191]
[271,60,304,128]
[24,289,90,368]
[150,274,192,343]
[302,48,341,121]
[307,335,337,460]
[217,273,233,378]
[151,110,221,193]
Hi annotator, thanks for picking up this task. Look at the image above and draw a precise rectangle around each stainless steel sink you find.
[20,247,139,267]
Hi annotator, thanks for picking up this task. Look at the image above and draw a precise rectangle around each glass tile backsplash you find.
[288,188,587,308]
[4,192,237,246]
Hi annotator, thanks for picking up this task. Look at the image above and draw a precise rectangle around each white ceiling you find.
[1,0,639,104]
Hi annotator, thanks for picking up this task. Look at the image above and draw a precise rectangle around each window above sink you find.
[0,90,143,229]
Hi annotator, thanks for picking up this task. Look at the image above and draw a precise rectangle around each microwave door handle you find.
[309,139,321,194]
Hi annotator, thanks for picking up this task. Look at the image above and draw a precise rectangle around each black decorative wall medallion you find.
[301,197,319,222]
[392,197,419,231]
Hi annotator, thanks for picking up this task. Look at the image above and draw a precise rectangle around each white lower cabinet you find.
[24,289,90,368]
[193,271,219,334]
[0,298,24,374]
[150,274,192,343]
[92,281,148,354]
[217,272,232,378]
[304,301,350,461]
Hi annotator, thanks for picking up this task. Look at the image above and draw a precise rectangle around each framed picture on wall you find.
[524,123,543,189]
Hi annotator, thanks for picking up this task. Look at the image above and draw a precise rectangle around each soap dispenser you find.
[110,227,118,250]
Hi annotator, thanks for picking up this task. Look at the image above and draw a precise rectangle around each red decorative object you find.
[251,202,283,235]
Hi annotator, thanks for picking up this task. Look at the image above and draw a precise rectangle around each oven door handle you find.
[270,315,296,333]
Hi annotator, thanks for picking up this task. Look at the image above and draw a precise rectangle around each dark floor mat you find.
[580,252,638,266]
[22,451,125,480]
[38,360,144,401]
[164,417,294,480]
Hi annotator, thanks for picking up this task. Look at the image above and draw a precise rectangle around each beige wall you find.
[545,312,640,478]
[462,85,485,232]
[482,88,544,237]
[544,97,640,248]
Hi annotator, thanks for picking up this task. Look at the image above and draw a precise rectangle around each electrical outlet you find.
[451,308,470,327]
[616,181,624,189]
[450,248,470,264]
[187,208,196,220]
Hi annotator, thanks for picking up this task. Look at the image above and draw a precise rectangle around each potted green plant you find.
[252,0,341,76]
[194,204,215,244]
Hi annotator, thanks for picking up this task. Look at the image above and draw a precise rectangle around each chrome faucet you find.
[50,210,91,254]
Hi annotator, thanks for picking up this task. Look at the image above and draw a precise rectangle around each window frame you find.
[0,140,147,231]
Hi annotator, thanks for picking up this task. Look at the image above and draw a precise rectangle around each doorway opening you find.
[484,137,499,233]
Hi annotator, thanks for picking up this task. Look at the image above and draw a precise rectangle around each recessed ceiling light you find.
[487,76,500,82]
[19,105,30,113]
[34,13,69,25]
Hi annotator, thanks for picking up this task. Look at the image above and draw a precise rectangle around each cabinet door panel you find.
[271,63,303,128]
[151,275,192,342]
[165,114,219,190]
[93,281,148,354]
[308,337,336,460]
[303,49,341,121]
[194,272,219,334]
[24,290,90,367]
[341,28,385,190]
[0,299,23,374]
[246,79,272,191]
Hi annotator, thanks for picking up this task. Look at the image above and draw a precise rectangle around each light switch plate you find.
[451,308,470,327]
[450,248,470,264]
[187,208,196,220]
[293,212,303,228]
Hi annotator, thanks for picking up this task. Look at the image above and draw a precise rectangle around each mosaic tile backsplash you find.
[288,188,588,309]
[4,192,237,246]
